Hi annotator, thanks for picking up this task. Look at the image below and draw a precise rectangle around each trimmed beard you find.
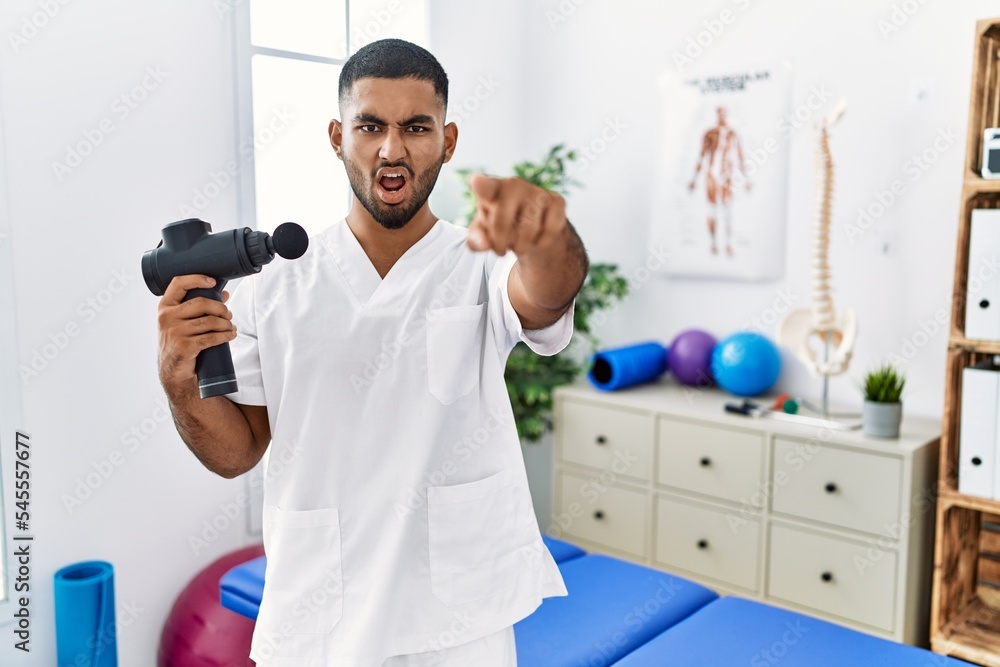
[343,149,445,230]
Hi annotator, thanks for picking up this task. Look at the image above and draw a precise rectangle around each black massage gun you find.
[141,218,308,398]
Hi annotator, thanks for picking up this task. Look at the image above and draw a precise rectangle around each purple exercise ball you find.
[667,329,717,387]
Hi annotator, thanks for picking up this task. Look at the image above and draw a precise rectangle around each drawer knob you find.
[697,539,709,550]
[821,571,834,583]
[700,457,712,467]
[595,435,607,445]
[824,482,838,494]
[594,510,605,520]
[973,456,984,466]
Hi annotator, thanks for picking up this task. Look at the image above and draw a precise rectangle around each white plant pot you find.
[863,400,902,438]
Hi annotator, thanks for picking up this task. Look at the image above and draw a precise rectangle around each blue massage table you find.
[219,536,972,666]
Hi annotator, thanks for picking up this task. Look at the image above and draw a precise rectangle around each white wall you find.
[0,1,260,664]
[0,0,996,663]
[428,0,1000,533]
[511,0,1000,417]
[428,0,528,219]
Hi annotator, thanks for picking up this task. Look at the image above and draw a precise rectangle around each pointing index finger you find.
[469,172,502,203]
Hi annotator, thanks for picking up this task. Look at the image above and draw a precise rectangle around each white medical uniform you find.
[226,217,574,666]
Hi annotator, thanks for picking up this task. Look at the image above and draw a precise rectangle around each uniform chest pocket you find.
[257,506,343,640]
[425,303,486,405]
[427,469,527,606]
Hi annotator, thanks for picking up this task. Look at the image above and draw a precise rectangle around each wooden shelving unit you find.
[931,17,1000,666]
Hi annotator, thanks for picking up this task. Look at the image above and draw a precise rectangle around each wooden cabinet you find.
[551,381,940,645]
[930,17,1000,666]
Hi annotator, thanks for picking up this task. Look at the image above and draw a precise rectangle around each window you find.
[233,0,430,239]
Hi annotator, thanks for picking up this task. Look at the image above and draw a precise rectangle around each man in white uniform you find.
[156,39,588,666]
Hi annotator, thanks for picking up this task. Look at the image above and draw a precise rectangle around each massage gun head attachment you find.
[141,219,308,296]
[245,222,309,267]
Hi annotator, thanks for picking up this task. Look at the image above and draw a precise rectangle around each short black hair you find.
[338,38,448,110]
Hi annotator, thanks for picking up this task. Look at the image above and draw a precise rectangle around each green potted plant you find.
[860,363,906,438]
[456,144,629,442]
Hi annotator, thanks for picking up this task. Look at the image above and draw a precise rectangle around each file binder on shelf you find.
[965,209,1000,341]
[958,359,1000,498]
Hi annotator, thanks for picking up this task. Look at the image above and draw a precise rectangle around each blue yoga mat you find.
[54,560,117,667]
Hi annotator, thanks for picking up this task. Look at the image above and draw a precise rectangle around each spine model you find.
[777,100,857,378]
[812,116,836,333]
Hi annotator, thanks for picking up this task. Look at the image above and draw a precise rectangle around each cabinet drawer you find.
[559,400,653,481]
[657,417,764,504]
[557,470,646,558]
[655,496,760,592]
[771,438,902,536]
[767,523,896,632]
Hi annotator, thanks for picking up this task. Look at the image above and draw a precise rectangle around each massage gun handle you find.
[183,283,238,399]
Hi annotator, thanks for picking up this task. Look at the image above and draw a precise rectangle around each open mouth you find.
[376,168,409,205]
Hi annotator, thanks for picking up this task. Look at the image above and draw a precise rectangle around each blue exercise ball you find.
[710,332,781,397]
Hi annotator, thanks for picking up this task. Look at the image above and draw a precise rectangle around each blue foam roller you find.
[587,341,668,391]
[54,560,117,667]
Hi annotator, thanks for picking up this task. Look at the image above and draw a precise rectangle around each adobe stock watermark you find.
[853,485,936,575]
[250,565,343,661]
[350,273,463,394]
[740,288,799,335]
[51,65,168,183]
[546,0,590,31]
[394,406,510,521]
[672,0,756,72]
[411,611,478,655]
[341,0,405,52]
[877,0,931,40]
[843,126,959,245]
[7,0,73,54]
[67,599,144,665]
[881,250,1000,368]
[190,438,305,554]
[546,448,640,541]
[588,244,672,332]
[569,117,628,175]
[884,306,949,367]
[61,396,172,514]
[749,619,810,666]
[179,106,294,218]
[732,84,834,188]
[449,75,501,122]
[728,425,838,532]
[20,268,136,384]
[584,577,684,664]
[213,0,243,19]
[675,286,800,404]
[257,279,288,320]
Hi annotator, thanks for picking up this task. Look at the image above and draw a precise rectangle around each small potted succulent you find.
[860,363,906,438]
